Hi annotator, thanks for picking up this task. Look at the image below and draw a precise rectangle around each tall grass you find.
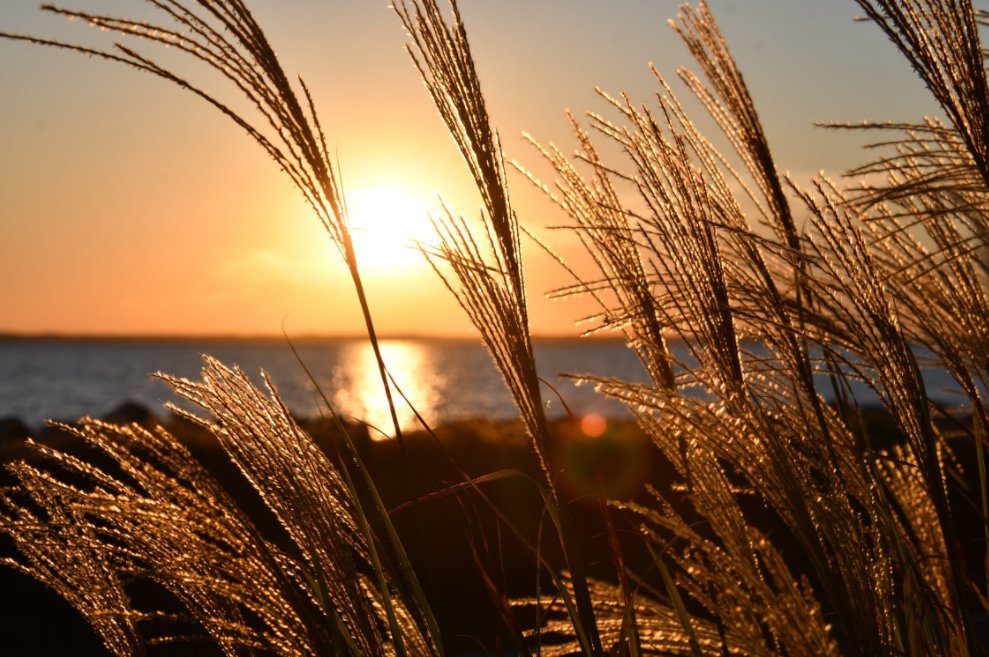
[2,0,988,656]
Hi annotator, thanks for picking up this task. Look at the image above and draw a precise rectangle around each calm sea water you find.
[0,337,652,431]
[0,337,969,432]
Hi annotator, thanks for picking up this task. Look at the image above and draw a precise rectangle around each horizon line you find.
[0,330,626,343]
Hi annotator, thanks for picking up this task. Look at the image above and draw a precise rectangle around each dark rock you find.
[0,417,32,465]
[0,416,31,442]
[102,400,156,426]
[35,421,79,449]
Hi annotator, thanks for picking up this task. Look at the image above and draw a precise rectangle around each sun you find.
[345,186,434,272]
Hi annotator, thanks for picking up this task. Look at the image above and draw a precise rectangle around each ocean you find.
[0,336,652,432]
[0,336,969,432]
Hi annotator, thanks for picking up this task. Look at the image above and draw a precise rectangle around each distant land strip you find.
[0,332,630,344]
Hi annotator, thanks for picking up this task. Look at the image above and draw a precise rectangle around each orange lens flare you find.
[580,413,607,438]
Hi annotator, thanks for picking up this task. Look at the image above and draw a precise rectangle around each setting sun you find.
[345,186,434,272]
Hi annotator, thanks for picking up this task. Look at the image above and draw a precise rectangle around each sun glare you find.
[345,187,433,272]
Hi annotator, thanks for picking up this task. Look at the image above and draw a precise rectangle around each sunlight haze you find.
[0,1,939,337]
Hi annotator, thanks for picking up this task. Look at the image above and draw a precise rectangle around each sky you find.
[0,1,941,338]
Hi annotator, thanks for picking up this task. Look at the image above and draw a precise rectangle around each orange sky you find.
[0,1,939,338]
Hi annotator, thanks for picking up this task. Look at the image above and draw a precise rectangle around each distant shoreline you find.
[0,332,627,344]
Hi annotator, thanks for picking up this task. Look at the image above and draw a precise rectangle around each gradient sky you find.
[0,1,940,337]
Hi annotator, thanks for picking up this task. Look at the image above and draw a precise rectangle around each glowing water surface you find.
[0,336,970,435]
[0,337,647,434]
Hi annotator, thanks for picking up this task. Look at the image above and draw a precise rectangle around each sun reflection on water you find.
[331,340,444,438]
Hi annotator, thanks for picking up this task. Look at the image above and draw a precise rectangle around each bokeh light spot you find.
[580,413,607,438]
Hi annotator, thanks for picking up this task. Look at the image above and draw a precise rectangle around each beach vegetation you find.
[1,0,988,655]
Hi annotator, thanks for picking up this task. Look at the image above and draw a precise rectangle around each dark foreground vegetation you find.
[0,403,654,656]
[0,397,984,656]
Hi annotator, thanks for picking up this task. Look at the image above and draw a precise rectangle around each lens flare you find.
[580,413,607,438]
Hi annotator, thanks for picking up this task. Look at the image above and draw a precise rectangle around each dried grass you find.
[3,1,988,656]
